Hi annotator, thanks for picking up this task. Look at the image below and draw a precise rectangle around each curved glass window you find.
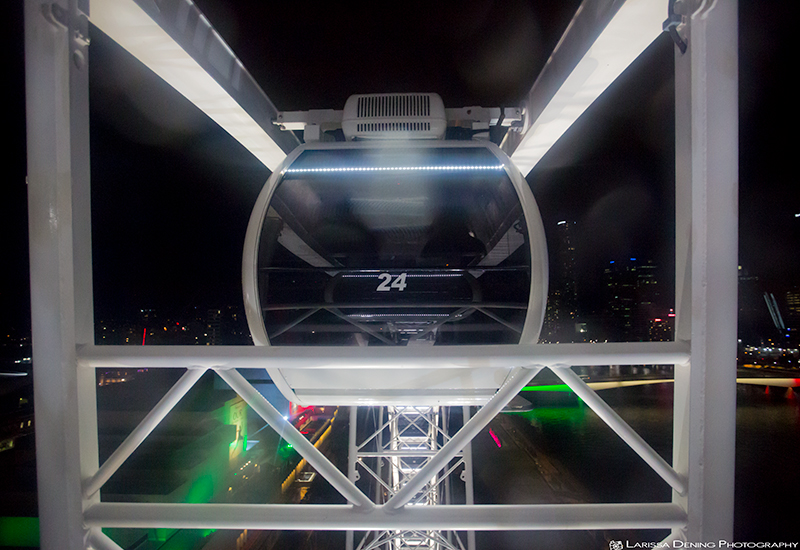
[256,146,531,345]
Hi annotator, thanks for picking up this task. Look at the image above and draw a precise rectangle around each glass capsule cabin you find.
[243,141,548,405]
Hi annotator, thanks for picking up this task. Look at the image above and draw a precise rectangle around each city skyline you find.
[3,3,799,548]
[2,1,798,340]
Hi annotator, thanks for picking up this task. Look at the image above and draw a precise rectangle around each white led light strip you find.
[347,313,452,318]
[341,273,463,278]
[286,165,504,174]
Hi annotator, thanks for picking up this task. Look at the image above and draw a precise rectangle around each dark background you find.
[2,0,797,333]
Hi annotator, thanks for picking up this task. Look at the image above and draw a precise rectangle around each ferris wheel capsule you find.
[242,140,548,406]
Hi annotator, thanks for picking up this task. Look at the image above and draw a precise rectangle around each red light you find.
[488,428,501,448]
[654,318,662,322]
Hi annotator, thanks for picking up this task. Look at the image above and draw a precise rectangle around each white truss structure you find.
[347,405,472,550]
[24,0,738,548]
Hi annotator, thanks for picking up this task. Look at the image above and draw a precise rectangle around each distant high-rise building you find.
[602,258,664,341]
[203,306,251,346]
[782,287,800,348]
[648,310,675,342]
[542,220,580,342]
[737,267,776,345]
[785,286,800,329]
[555,220,578,320]
[206,308,222,345]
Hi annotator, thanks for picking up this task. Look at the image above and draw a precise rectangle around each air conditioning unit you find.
[342,93,447,140]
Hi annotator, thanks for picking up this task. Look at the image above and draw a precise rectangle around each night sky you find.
[2,1,797,334]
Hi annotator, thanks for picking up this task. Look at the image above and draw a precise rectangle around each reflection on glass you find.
[257,147,531,345]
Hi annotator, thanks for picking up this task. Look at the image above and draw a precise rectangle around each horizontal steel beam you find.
[505,0,665,174]
[90,0,299,170]
[84,502,687,531]
[358,450,455,457]
[78,341,690,369]
[263,301,526,310]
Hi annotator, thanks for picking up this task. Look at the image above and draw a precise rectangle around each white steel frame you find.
[25,0,737,548]
[347,405,468,550]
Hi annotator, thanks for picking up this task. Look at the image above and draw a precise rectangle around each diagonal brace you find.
[384,366,541,510]
[550,365,686,495]
[215,368,374,509]
[83,367,207,498]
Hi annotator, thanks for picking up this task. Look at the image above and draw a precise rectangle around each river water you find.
[480,378,800,547]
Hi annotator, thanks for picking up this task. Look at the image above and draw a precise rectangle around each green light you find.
[184,474,214,504]
[277,439,296,460]
[521,384,572,392]
[505,405,588,426]
[0,517,40,547]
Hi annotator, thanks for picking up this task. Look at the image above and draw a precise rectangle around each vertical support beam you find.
[461,406,476,550]
[25,1,98,548]
[672,0,738,541]
[375,407,384,504]
[385,367,540,510]
[346,405,359,550]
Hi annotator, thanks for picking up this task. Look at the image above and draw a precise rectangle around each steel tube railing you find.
[77,341,690,370]
[215,368,374,509]
[83,367,207,498]
[551,366,687,495]
[346,405,359,550]
[83,502,687,531]
[462,406,476,550]
[87,528,125,550]
[263,301,526,311]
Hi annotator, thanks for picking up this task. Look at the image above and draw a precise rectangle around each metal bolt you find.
[72,49,85,70]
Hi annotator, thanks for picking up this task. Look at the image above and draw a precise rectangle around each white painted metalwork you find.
[671,0,738,542]
[86,528,125,550]
[350,405,467,550]
[89,0,300,170]
[25,1,98,547]
[504,0,666,173]
[550,366,686,494]
[77,340,691,370]
[385,368,538,511]
[460,406,476,550]
[82,367,207,498]
[25,0,738,547]
[83,502,688,530]
[215,368,375,510]
[240,140,549,406]
[276,105,523,141]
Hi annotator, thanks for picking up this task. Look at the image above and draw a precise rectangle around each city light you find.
[488,428,502,448]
